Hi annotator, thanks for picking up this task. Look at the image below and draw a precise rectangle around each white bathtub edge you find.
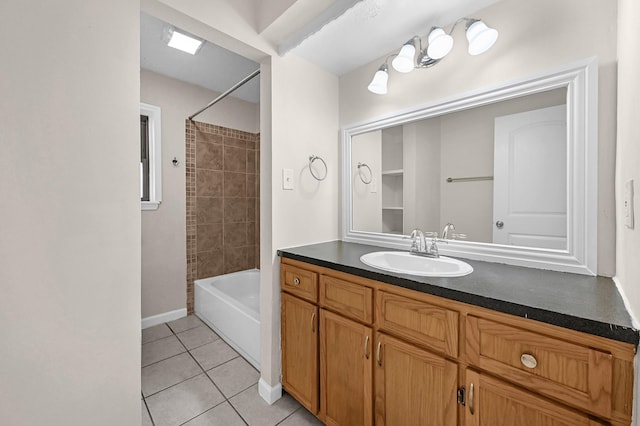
[141,308,187,329]
[195,312,261,370]
[258,378,282,405]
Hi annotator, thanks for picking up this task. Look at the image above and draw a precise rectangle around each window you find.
[140,103,162,210]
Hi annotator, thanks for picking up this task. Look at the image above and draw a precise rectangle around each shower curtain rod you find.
[188,68,260,121]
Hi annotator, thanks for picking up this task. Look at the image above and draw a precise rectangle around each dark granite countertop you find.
[278,240,639,346]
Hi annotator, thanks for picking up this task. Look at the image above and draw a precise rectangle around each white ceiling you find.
[140,0,499,105]
[140,12,261,103]
[287,0,499,75]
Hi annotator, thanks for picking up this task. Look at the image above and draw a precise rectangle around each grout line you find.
[141,325,174,345]
[222,381,257,401]
[178,336,223,352]
[140,339,189,368]
[143,316,261,426]
[184,338,251,425]
[142,396,156,426]
[141,347,189,370]
[200,354,242,374]
[185,346,228,400]
[144,372,208,399]
[227,399,250,426]
[275,408,297,425]
[166,316,205,334]
[142,356,203,398]
[176,400,232,426]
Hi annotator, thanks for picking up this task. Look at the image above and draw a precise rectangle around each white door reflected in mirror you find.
[493,105,567,249]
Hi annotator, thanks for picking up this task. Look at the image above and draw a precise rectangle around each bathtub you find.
[194,269,260,370]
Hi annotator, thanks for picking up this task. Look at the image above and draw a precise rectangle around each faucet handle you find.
[406,229,423,252]
[451,233,467,240]
[424,231,438,238]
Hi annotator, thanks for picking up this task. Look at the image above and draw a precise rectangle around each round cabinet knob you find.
[293,277,300,286]
[520,353,538,369]
[495,220,504,229]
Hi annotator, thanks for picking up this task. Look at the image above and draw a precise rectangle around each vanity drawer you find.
[281,263,318,303]
[376,291,458,358]
[320,275,373,324]
[466,315,613,418]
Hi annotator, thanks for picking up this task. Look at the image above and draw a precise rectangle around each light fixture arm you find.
[446,17,474,35]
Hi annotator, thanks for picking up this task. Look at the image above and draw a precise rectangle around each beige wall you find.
[616,0,640,425]
[0,0,141,424]
[617,0,640,323]
[616,2,640,422]
[263,53,339,389]
[140,69,258,319]
[339,0,618,276]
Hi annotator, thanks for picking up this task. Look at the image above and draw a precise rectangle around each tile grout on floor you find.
[142,315,318,426]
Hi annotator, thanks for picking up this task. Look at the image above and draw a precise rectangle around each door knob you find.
[495,220,504,229]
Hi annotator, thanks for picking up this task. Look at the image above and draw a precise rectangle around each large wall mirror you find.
[341,58,598,275]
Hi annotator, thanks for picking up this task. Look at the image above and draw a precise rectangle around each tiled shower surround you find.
[186,120,260,313]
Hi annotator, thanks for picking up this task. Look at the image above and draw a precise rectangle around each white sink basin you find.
[360,251,473,277]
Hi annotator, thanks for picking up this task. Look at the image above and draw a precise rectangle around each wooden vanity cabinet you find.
[280,258,636,426]
[280,265,319,415]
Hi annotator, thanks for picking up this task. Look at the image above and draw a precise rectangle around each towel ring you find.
[309,155,327,181]
[357,162,373,184]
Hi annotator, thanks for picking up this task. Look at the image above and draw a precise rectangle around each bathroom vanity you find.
[278,241,638,426]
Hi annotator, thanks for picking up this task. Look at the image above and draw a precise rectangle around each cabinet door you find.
[374,333,458,426]
[281,293,318,414]
[464,370,607,426]
[320,309,373,426]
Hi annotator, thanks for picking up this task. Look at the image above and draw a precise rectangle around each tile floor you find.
[141,315,323,426]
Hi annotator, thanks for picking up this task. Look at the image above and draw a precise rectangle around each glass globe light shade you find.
[466,20,499,55]
[367,65,389,95]
[391,42,416,73]
[426,28,453,60]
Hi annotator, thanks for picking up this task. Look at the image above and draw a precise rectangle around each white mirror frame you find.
[341,57,598,275]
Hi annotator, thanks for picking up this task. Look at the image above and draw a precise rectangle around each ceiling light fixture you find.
[369,18,498,94]
[163,26,204,55]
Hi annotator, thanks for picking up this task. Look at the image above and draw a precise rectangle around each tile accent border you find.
[186,120,197,315]
[186,120,260,314]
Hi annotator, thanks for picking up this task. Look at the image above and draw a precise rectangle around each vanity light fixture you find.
[163,26,204,55]
[367,63,390,95]
[391,40,417,73]
[368,18,498,94]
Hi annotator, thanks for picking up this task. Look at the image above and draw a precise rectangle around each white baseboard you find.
[141,308,187,329]
[258,378,282,405]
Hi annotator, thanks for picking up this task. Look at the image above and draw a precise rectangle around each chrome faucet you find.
[409,229,426,253]
[441,222,467,240]
[409,228,445,258]
[442,223,456,239]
